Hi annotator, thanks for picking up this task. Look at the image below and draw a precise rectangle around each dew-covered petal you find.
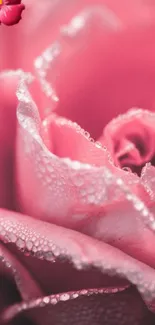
[41,114,110,167]
[2,287,155,325]
[83,199,155,269]
[1,209,155,307]
[33,3,155,139]
[141,164,155,202]
[15,77,153,232]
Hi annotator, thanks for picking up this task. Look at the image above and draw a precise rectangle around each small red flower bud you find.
[0,0,25,26]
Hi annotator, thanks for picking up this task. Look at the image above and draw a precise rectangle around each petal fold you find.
[0,209,155,308]
[3,287,155,325]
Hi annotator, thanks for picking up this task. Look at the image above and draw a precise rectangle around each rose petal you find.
[3,287,155,325]
[41,114,110,167]
[1,0,155,68]
[34,5,155,139]
[15,255,128,296]
[0,4,25,26]
[99,109,155,172]
[0,70,33,210]
[18,0,155,71]
[141,164,155,201]
[0,209,155,307]
[0,243,42,301]
[34,5,122,122]
[83,199,155,268]
[0,71,19,209]
[15,77,153,235]
[0,239,41,324]
[4,0,22,4]
[40,112,155,272]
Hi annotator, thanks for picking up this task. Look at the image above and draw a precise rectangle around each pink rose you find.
[1,0,155,324]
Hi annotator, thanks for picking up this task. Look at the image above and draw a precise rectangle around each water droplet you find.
[50,298,57,305]
[31,236,37,242]
[84,131,90,138]
[59,293,70,301]
[35,240,39,247]
[80,289,88,295]
[134,200,144,211]
[16,238,25,249]
[142,209,149,217]
[126,194,133,201]
[43,297,50,304]
[8,233,17,243]
[26,240,33,250]
[44,251,54,261]
[116,178,123,185]
[95,141,102,148]
[53,248,60,257]
[73,258,83,270]
[72,293,79,299]
[32,246,37,253]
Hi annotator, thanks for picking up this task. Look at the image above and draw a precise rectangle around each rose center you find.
[100,110,155,176]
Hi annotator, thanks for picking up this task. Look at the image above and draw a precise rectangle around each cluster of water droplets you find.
[16,73,155,232]
[10,286,128,319]
[11,0,155,234]
[0,217,62,262]
[0,212,155,308]
[10,5,155,315]
[141,163,155,202]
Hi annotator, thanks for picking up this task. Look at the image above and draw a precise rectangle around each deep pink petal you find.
[0,72,19,209]
[0,243,42,301]
[3,287,155,325]
[0,209,155,323]
[4,0,22,4]
[0,238,41,322]
[0,4,25,26]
